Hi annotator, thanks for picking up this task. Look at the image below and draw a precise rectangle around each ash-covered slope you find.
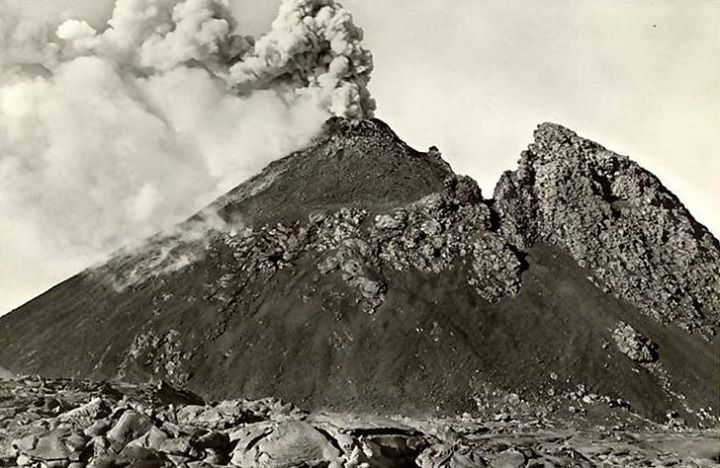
[1,118,718,426]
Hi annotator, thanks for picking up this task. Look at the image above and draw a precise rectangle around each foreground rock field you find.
[1,377,717,468]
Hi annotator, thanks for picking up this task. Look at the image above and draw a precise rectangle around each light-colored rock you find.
[12,434,38,453]
[417,443,488,468]
[84,418,112,437]
[229,421,274,445]
[375,214,403,230]
[19,427,87,463]
[0,366,16,380]
[230,420,340,468]
[612,321,658,362]
[490,448,526,468]
[176,404,233,429]
[106,410,153,447]
[59,397,107,425]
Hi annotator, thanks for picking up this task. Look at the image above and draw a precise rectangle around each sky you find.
[0,0,718,313]
[349,0,720,228]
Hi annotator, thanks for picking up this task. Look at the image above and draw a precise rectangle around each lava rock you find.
[612,321,658,363]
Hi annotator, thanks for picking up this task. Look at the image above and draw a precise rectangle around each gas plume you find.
[0,0,374,311]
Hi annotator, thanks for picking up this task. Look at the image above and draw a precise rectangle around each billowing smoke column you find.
[50,0,375,117]
[0,0,374,311]
[228,0,375,118]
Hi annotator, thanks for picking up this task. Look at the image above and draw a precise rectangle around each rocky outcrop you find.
[2,377,718,468]
[237,185,521,311]
[494,123,720,334]
[612,321,658,363]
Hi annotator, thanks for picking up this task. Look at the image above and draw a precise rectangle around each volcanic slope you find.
[1,118,718,425]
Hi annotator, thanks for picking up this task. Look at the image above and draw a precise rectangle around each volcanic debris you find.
[1,377,718,468]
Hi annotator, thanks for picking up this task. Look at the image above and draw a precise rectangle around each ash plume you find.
[0,0,374,311]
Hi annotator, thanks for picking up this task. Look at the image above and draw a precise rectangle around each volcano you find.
[1,118,718,426]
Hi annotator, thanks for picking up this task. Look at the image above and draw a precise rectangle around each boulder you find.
[84,418,112,438]
[59,398,108,427]
[417,443,488,468]
[195,431,229,451]
[116,445,164,468]
[13,426,87,465]
[126,426,192,456]
[176,405,235,430]
[230,421,340,467]
[612,321,658,363]
[106,410,153,449]
[489,448,526,468]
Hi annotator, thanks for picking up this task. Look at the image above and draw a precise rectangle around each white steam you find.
[0,0,374,312]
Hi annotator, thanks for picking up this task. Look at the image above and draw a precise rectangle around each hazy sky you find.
[0,0,718,312]
[350,0,720,232]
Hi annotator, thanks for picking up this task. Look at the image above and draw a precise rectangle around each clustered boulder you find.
[612,321,658,363]
[220,174,524,311]
[1,377,715,468]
